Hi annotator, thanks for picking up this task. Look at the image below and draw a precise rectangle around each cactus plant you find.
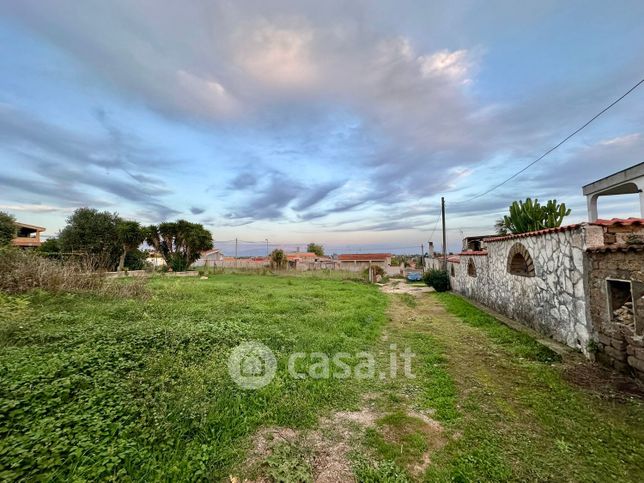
[501,198,571,234]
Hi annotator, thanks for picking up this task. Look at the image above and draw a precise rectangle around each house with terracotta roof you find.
[286,252,322,262]
[337,253,392,272]
[11,222,46,248]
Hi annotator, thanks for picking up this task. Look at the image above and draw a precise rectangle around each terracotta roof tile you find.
[457,250,488,256]
[590,218,644,227]
[286,252,318,259]
[338,253,392,261]
[484,223,583,242]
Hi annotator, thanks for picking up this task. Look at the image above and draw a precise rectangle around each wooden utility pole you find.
[265,239,269,257]
[235,238,238,268]
[441,197,447,270]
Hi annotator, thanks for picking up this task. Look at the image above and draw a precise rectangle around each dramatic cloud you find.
[1,0,642,239]
[0,104,179,220]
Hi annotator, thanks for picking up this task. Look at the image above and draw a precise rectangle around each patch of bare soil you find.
[238,401,445,482]
[561,359,644,400]
[240,406,379,482]
[380,280,434,295]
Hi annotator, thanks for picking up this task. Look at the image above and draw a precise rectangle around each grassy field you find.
[0,275,386,480]
[1,275,643,481]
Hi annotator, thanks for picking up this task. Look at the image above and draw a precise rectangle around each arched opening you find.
[507,243,535,277]
[467,258,476,277]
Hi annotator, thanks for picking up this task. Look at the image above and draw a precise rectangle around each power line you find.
[428,214,441,240]
[452,76,644,204]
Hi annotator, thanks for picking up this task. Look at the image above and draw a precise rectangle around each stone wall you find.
[450,227,593,353]
[426,221,644,369]
[587,248,644,380]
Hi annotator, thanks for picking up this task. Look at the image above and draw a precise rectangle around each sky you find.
[1,0,643,255]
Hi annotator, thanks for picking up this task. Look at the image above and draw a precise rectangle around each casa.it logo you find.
[227,341,277,389]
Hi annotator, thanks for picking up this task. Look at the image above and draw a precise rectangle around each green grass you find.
[423,293,644,482]
[0,275,387,481]
[355,292,643,482]
[435,292,561,363]
[2,279,643,482]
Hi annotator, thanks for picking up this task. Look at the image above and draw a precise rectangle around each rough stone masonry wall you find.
[588,250,644,380]
[449,227,592,354]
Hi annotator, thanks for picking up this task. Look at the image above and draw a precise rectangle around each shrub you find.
[124,248,147,270]
[0,248,147,297]
[423,269,451,292]
[0,211,17,246]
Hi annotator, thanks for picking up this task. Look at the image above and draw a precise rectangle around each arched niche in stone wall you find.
[467,258,477,277]
[507,243,535,277]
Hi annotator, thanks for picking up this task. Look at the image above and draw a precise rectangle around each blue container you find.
[407,272,423,281]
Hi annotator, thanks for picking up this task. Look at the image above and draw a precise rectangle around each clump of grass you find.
[353,457,410,483]
[264,442,312,483]
[398,293,417,308]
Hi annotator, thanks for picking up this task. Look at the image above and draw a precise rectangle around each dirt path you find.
[238,290,644,482]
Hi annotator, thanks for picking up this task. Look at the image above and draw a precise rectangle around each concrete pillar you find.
[587,194,599,222]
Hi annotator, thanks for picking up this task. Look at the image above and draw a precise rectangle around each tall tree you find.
[502,198,571,234]
[58,208,122,269]
[116,220,145,271]
[0,211,16,246]
[145,220,212,271]
[306,243,324,256]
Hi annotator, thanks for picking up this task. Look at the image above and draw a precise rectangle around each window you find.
[607,279,634,332]
[507,243,535,277]
[450,265,455,277]
[467,259,476,277]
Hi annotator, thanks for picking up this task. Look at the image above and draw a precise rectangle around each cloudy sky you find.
[1,0,643,254]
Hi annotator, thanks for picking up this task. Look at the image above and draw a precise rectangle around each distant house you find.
[192,248,224,267]
[11,222,46,248]
[145,251,166,267]
[286,252,324,262]
[337,253,392,272]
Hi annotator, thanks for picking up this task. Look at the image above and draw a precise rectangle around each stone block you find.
[610,338,627,351]
[603,346,627,362]
[598,333,611,346]
[627,356,644,373]
[634,347,644,360]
